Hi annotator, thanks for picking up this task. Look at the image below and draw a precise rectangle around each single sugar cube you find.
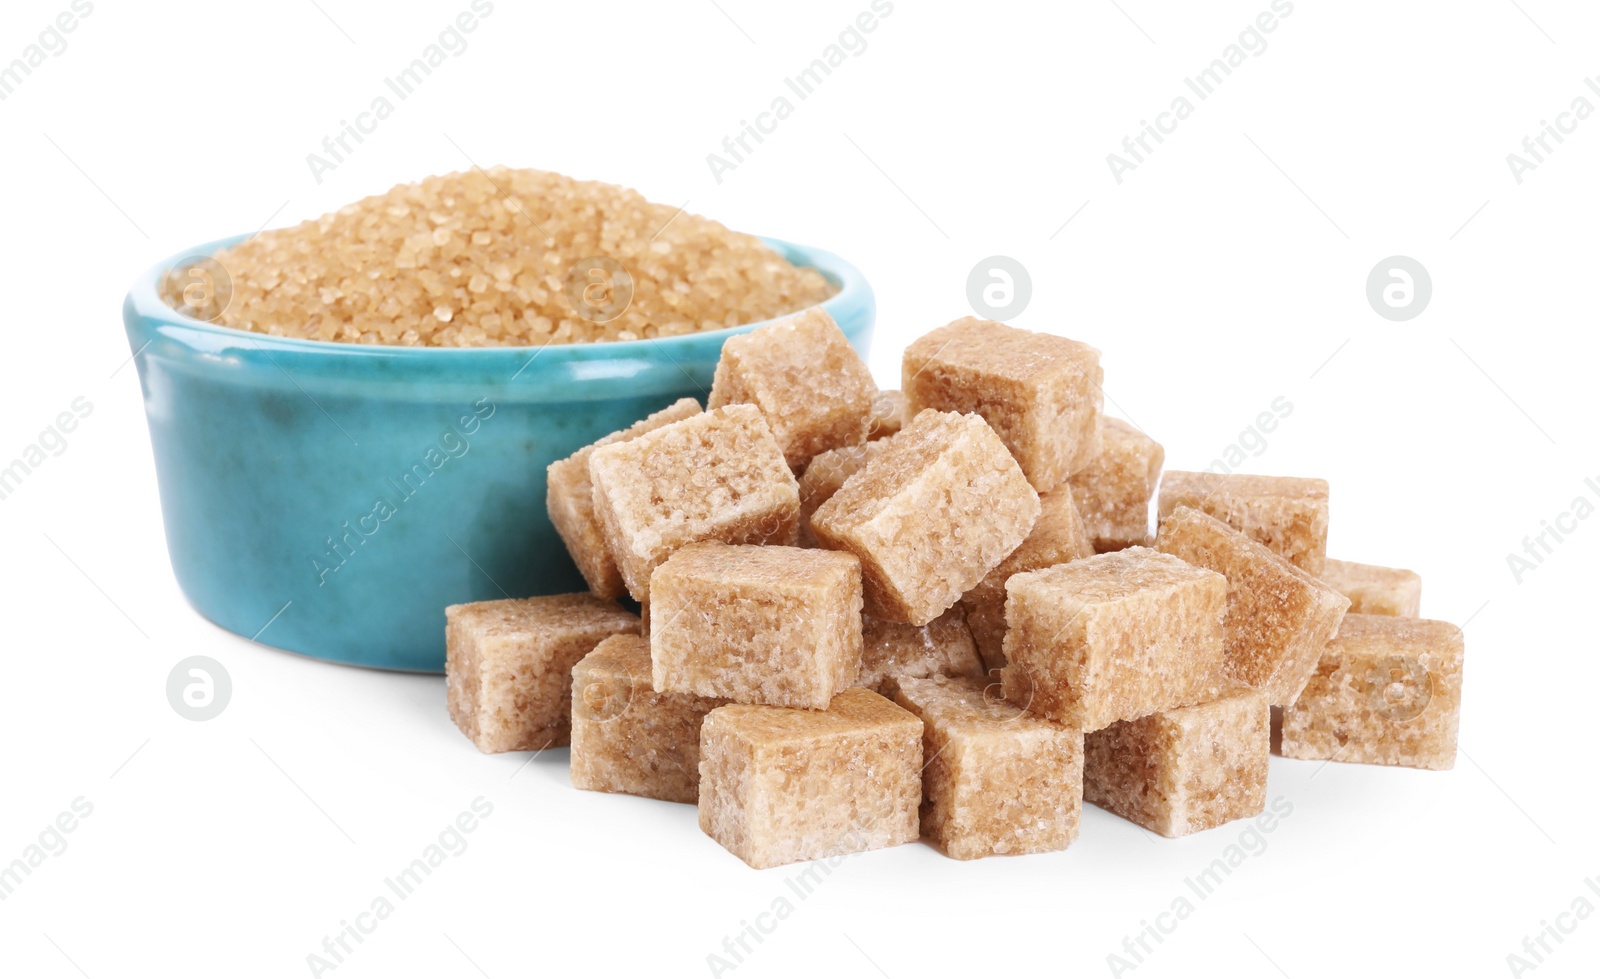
[1157,471,1330,575]
[1068,417,1164,553]
[797,440,887,547]
[570,634,727,804]
[962,600,1009,675]
[886,675,1083,860]
[446,594,639,753]
[811,409,1040,625]
[707,307,878,470]
[903,317,1103,491]
[1156,506,1350,706]
[1321,558,1422,617]
[958,486,1094,675]
[867,389,906,441]
[547,398,702,599]
[1281,614,1463,770]
[588,404,800,601]
[698,687,922,869]
[650,543,862,709]
[1084,687,1268,837]
[1001,547,1226,731]
[963,486,1095,610]
[858,608,986,694]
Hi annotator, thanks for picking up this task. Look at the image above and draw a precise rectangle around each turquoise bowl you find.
[123,236,873,672]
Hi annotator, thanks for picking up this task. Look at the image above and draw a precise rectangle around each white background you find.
[2,1,1596,976]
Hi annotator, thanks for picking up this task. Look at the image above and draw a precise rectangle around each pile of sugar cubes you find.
[444,311,1464,867]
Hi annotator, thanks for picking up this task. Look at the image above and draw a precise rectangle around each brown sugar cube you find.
[707,307,878,470]
[886,674,1083,860]
[903,317,1103,491]
[797,440,888,547]
[867,389,907,441]
[957,486,1094,675]
[445,594,639,753]
[963,486,1095,609]
[570,635,727,804]
[858,608,986,694]
[650,543,862,709]
[1281,614,1463,770]
[811,409,1040,626]
[1156,506,1350,706]
[1001,547,1226,731]
[1084,687,1268,837]
[962,600,1010,675]
[1321,558,1422,617]
[1068,417,1165,553]
[589,404,800,601]
[546,398,702,599]
[1157,471,1329,576]
[697,688,922,869]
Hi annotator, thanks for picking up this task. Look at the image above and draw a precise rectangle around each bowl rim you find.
[125,233,872,359]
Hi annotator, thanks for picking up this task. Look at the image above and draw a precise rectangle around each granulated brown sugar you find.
[164,168,837,346]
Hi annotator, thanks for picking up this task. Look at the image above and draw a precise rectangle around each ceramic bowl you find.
[122,236,873,671]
